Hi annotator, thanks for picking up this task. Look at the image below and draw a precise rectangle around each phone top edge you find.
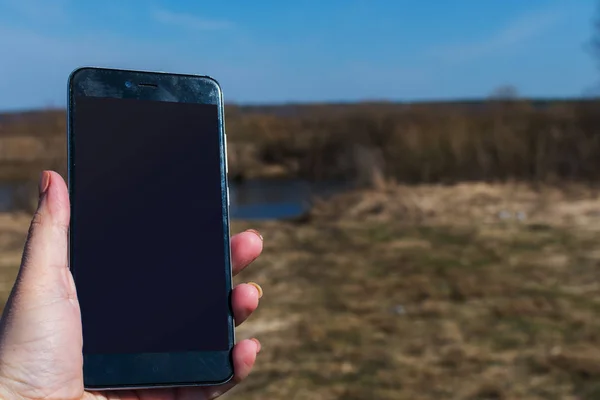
[68,67,223,107]
[68,66,222,85]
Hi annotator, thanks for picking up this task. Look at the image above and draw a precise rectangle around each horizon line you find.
[1,95,598,114]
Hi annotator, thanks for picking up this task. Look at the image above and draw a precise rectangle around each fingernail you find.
[250,338,261,353]
[39,171,51,197]
[246,229,263,241]
[248,282,263,298]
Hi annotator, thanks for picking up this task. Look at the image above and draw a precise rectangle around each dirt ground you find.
[1,183,600,399]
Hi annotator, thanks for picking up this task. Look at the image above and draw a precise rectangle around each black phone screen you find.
[72,96,229,355]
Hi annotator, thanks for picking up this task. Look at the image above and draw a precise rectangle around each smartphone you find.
[67,67,234,390]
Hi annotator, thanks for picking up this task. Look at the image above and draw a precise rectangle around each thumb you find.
[10,171,73,309]
[0,171,84,400]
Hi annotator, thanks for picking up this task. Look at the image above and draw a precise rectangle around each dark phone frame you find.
[67,67,234,390]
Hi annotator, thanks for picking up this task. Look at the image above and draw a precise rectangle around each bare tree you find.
[591,2,600,60]
[584,1,600,95]
[488,85,519,100]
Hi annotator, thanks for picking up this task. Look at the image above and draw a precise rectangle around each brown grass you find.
[1,183,599,399]
[229,183,600,399]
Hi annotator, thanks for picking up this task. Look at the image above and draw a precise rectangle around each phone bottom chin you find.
[83,350,234,390]
[84,375,234,391]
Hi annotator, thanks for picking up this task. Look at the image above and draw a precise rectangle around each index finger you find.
[230,230,263,276]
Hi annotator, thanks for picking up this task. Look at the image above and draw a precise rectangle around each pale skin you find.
[0,171,264,400]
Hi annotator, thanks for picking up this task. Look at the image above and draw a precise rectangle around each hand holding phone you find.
[0,171,264,399]
[0,67,265,398]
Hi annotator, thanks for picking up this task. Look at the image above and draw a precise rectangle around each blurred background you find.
[2,0,600,398]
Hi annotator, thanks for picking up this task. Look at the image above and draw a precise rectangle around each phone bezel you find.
[67,67,234,390]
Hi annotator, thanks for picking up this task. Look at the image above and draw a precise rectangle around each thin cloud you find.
[152,9,233,31]
[429,8,563,64]
[4,0,70,23]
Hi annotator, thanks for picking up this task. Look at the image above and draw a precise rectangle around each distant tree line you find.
[225,100,600,187]
[2,100,600,188]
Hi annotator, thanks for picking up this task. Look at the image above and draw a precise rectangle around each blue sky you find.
[0,0,597,110]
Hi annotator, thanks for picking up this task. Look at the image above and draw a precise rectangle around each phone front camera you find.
[125,81,133,88]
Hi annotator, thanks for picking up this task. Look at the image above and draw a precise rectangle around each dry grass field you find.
[2,182,599,399]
